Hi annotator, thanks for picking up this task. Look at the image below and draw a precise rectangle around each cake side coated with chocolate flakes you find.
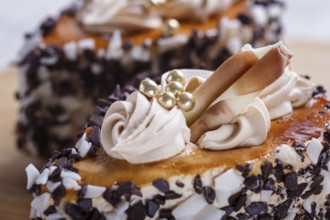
[26,93,330,220]
[16,0,284,157]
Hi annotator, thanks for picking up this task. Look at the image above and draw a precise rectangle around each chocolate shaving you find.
[152,179,169,193]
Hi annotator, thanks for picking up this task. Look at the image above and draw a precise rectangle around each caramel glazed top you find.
[73,96,330,187]
[42,1,248,49]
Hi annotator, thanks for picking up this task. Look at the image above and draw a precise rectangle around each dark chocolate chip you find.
[203,187,215,204]
[103,188,121,207]
[48,168,62,182]
[261,162,273,180]
[237,163,253,177]
[237,14,253,25]
[244,175,261,192]
[89,126,101,147]
[159,209,174,219]
[85,208,103,220]
[89,114,104,127]
[274,199,293,219]
[193,175,203,194]
[285,172,298,191]
[175,181,184,188]
[152,178,169,193]
[126,201,146,220]
[65,203,84,220]
[287,182,308,198]
[220,206,235,220]
[77,199,92,213]
[153,194,166,205]
[44,205,56,216]
[78,185,87,199]
[55,157,68,168]
[117,181,142,198]
[52,184,65,202]
[51,150,62,161]
[245,202,267,216]
[146,200,159,218]
[165,190,182,200]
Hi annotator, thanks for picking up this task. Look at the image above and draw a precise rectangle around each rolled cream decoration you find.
[161,0,233,21]
[79,0,163,33]
[100,91,190,164]
[242,42,315,119]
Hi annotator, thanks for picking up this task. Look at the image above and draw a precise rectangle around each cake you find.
[16,0,284,156]
[26,42,330,219]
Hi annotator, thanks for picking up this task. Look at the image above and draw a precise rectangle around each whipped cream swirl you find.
[79,0,162,33]
[78,0,234,33]
[100,91,190,164]
[161,0,233,21]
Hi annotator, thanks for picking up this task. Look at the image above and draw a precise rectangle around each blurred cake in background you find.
[16,0,284,157]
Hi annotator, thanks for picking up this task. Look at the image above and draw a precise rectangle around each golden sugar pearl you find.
[139,79,159,98]
[157,92,177,109]
[166,69,185,84]
[178,92,195,112]
[165,81,184,96]
[144,0,167,10]
[164,19,180,36]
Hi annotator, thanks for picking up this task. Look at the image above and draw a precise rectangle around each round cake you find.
[16,0,284,157]
[26,42,330,219]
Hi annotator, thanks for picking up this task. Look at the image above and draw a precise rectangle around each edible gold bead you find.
[165,81,184,96]
[164,18,180,36]
[178,92,195,112]
[144,0,167,10]
[157,91,177,109]
[166,69,185,84]
[139,79,159,98]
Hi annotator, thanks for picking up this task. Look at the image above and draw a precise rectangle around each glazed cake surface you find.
[16,0,284,156]
[26,75,330,219]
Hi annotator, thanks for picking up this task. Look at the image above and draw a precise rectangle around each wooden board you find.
[0,41,329,219]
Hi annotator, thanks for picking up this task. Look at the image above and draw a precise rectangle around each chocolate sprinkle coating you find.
[274,199,293,219]
[103,188,120,207]
[165,190,182,200]
[244,175,262,192]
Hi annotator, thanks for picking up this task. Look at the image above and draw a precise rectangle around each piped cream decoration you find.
[79,0,163,33]
[78,0,234,33]
[161,0,233,21]
[100,91,190,164]
[101,42,315,163]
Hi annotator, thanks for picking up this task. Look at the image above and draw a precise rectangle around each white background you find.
[0,0,330,70]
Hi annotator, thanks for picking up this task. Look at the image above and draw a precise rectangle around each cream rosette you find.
[78,0,163,33]
[161,0,233,21]
[100,91,190,164]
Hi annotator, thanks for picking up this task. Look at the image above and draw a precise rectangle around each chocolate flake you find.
[85,208,103,220]
[159,209,174,219]
[175,181,184,188]
[285,172,298,191]
[245,202,267,216]
[153,194,166,205]
[65,203,85,220]
[126,201,146,220]
[52,184,65,202]
[77,199,92,213]
[165,190,182,200]
[261,162,273,180]
[152,178,169,193]
[193,175,203,194]
[146,200,159,218]
[203,187,215,204]
[89,126,101,147]
[117,181,142,199]
[43,205,56,216]
[244,175,261,192]
[48,167,62,182]
[103,188,121,207]
[237,163,253,177]
[274,199,293,219]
